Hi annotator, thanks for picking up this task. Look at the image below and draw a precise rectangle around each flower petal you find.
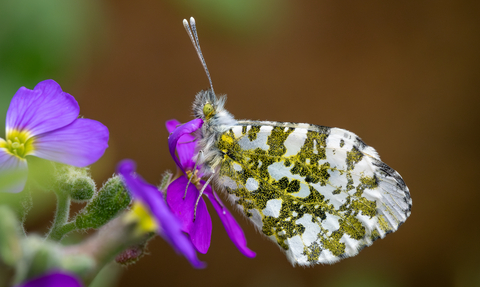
[117,159,205,268]
[32,118,108,167]
[7,80,79,136]
[166,176,212,254]
[0,148,28,193]
[17,271,83,287]
[166,119,197,170]
[203,185,256,258]
[168,118,203,173]
[165,119,182,134]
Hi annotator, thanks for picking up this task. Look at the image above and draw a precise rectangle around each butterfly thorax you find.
[192,89,237,176]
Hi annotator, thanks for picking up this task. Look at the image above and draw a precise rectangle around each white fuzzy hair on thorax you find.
[191,89,237,178]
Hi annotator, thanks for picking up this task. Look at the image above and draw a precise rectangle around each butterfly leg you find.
[193,172,214,221]
[212,190,225,209]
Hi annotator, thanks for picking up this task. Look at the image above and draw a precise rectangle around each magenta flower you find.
[0,80,108,193]
[117,159,205,268]
[17,271,83,287]
[166,119,255,257]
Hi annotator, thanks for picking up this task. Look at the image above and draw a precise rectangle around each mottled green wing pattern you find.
[215,120,411,266]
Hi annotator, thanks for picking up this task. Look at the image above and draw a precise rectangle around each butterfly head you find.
[203,102,215,120]
[192,89,235,128]
[193,89,221,121]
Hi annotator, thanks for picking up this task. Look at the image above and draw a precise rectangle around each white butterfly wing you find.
[214,120,411,266]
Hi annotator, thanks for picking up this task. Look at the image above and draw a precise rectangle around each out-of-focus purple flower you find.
[17,271,83,287]
[117,159,205,268]
[0,80,108,193]
[166,119,255,258]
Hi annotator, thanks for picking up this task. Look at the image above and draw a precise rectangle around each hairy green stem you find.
[47,191,71,241]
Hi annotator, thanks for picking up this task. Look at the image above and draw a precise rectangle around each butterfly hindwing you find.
[215,120,411,266]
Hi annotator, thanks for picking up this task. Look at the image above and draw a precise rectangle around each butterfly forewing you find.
[215,120,411,266]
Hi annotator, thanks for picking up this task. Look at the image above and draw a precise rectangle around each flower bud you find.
[75,176,131,230]
[54,164,95,202]
[115,243,147,266]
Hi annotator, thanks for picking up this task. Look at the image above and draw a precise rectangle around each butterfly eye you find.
[203,103,215,119]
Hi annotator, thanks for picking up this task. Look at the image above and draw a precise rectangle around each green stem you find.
[47,191,71,241]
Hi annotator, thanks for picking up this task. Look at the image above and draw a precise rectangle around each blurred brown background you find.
[2,1,479,286]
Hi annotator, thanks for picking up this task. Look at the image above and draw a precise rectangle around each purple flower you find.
[117,159,205,268]
[17,271,83,287]
[166,119,255,257]
[0,80,108,193]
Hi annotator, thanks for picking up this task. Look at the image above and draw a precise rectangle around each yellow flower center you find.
[124,202,158,235]
[0,130,34,159]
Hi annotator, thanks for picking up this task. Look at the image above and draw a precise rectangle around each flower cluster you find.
[0,80,255,287]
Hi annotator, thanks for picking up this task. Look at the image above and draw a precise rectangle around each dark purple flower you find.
[17,271,83,287]
[0,80,109,193]
[117,159,205,268]
[166,119,255,257]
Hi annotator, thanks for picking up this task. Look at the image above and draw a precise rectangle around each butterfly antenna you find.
[183,17,215,95]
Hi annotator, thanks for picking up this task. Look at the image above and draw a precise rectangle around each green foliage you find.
[75,176,131,230]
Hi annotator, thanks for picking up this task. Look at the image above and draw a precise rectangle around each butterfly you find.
[181,17,411,266]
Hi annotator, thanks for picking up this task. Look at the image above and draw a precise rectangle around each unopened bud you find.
[75,176,131,230]
[54,165,95,202]
[115,243,147,266]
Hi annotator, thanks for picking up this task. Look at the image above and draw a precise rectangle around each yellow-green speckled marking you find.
[212,120,411,265]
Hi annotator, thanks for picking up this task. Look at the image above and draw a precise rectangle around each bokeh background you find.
[1,1,479,286]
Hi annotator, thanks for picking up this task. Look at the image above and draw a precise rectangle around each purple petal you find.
[166,119,197,170]
[166,176,212,254]
[165,119,183,134]
[17,271,83,287]
[0,147,28,193]
[32,118,108,167]
[117,159,205,268]
[7,80,79,136]
[168,118,203,173]
[203,185,256,258]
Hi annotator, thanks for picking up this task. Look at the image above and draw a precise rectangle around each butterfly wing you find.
[215,120,411,266]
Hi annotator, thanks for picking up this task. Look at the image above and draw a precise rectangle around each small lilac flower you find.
[166,119,255,257]
[17,271,83,287]
[117,159,205,268]
[0,80,108,193]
